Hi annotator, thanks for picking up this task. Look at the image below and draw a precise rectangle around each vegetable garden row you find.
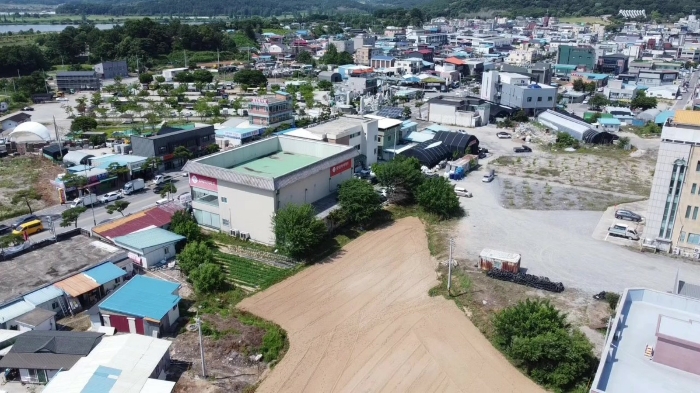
[214,251,290,289]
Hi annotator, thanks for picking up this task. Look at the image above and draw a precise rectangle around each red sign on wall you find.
[330,159,352,177]
[189,174,218,192]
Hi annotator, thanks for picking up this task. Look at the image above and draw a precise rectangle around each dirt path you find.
[239,218,545,393]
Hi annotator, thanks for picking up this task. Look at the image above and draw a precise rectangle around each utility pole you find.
[53,116,63,159]
[447,238,455,294]
[195,312,207,378]
[83,166,97,226]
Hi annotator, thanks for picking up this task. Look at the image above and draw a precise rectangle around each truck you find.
[478,249,521,273]
[70,194,99,208]
[608,223,640,240]
[122,178,145,195]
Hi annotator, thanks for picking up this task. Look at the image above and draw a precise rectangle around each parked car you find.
[513,145,532,153]
[608,223,640,240]
[13,215,39,228]
[22,107,34,111]
[0,224,11,235]
[482,170,495,183]
[12,220,43,236]
[615,209,643,222]
[454,186,473,197]
[98,192,121,203]
[496,132,512,139]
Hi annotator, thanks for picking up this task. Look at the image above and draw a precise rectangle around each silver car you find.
[98,192,121,203]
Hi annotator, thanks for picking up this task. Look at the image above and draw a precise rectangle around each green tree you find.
[206,144,220,154]
[372,156,424,204]
[172,218,202,243]
[192,69,214,83]
[173,145,192,165]
[61,172,87,189]
[0,233,25,249]
[142,156,163,174]
[416,177,461,219]
[90,92,102,107]
[555,132,580,148]
[139,73,154,84]
[159,182,177,198]
[61,206,87,228]
[70,116,98,132]
[155,75,166,83]
[317,80,333,90]
[320,43,339,64]
[572,79,585,92]
[494,299,568,350]
[177,240,214,275]
[190,263,225,293]
[75,97,87,115]
[588,94,609,110]
[338,178,382,227]
[402,106,412,119]
[106,163,129,183]
[296,51,314,64]
[194,99,211,120]
[11,188,42,214]
[631,91,658,111]
[233,69,268,87]
[511,109,529,122]
[105,200,130,216]
[273,203,327,258]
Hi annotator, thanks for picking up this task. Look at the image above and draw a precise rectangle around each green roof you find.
[229,151,323,179]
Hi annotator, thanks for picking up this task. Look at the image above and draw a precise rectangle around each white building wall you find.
[646,141,692,241]
[139,244,175,269]
[278,166,342,207]
[167,304,180,327]
[481,70,498,101]
[362,120,379,168]
[17,316,54,332]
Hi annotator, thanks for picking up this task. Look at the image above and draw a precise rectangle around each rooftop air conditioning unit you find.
[242,233,250,241]
[239,232,247,240]
[231,229,239,237]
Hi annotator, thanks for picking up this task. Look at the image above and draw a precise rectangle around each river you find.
[0,24,115,33]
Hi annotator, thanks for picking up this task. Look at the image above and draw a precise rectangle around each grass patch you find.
[559,16,611,25]
[209,231,276,253]
[492,156,515,166]
[213,251,295,289]
[263,28,288,35]
[231,32,259,48]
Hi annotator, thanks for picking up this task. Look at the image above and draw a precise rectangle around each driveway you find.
[451,168,700,294]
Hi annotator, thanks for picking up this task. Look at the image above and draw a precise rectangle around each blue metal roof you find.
[83,263,126,286]
[24,286,64,306]
[100,276,180,320]
[598,117,622,125]
[655,110,675,124]
[83,366,121,393]
[0,301,34,324]
[112,228,185,252]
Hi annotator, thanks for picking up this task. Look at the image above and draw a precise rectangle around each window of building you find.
[696,160,700,171]
[547,97,553,101]
[688,233,700,245]
[159,146,166,153]
[193,188,219,206]
[355,145,360,151]
[221,197,228,203]
[527,97,532,102]
[693,184,698,194]
[222,219,230,226]
[164,247,170,254]
[537,97,542,101]
[694,206,699,220]
[687,205,693,218]
[115,277,121,284]
[193,209,221,229]
[680,231,687,242]
[51,301,59,309]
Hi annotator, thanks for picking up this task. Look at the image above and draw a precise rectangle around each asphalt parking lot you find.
[592,200,648,246]
[450,171,700,294]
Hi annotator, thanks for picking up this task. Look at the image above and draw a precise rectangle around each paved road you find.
[673,70,699,111]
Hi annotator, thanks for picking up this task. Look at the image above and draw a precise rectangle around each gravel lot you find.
[452,170,700,294]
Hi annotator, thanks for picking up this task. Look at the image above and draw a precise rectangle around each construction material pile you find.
[513,123,557,144]
[486,268,565,293]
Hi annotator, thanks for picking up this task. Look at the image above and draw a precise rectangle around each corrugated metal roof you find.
[24,286,64,306]
[15,308,56,327]
[678,281,700,300]
[55,275,100,297]
[598,117,622,125]
[0,352,83,370]
[83,263,126,286]
[113,228,185,252]
[0,301,34,324]
[93,205,180,240]
[673,110,700,126]
[99,276,180,320]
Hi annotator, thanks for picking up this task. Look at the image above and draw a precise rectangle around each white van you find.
[454,186,473,198]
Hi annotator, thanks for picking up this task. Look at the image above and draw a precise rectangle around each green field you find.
[559,16,611,25]
[214,252,291,289]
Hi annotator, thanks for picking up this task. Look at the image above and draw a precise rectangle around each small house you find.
[113,228,185,269]
[98,276,181,338]
[597,117,622,132]
[0,112,31,132]
[14,308,56,332]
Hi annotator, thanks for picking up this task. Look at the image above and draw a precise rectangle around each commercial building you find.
[637,70,679,87]
[346,74,379,94]
[597,54,629,75]
[131,124,215,169]
[248,92,294,127]
[500,63,552,85]
[427,98,484,128]
[603,79,641,101]
[98,276,180,337]
[182,136,359,244]
[56,71,101,92]
[44,334,174,393]
[646,111,700,253]
[556,45,596,71]
[94,60,128,79]
[590,288,700,393]
[481,71,557,115]
[370,56,396,70]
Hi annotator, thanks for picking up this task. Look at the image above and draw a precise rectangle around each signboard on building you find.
[330,159,352,177]
[250,97,269,105]
[190,174,218,192]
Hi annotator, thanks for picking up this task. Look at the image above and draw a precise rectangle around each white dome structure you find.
[8,122,51,142]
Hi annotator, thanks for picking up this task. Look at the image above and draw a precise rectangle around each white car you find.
[496,132,512,139]
[98,192,121,203]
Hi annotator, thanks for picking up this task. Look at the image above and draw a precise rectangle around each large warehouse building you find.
[183,136,359,244]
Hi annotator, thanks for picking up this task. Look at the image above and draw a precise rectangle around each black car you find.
[615,209,643,222]
[13,215,39,227]
[513,145,532,153]
[0,224,11,235]
[153,185,166,194]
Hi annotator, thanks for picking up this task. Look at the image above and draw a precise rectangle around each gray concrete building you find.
[94,61,128,79]
[56,71,101,92]
[131,125,215,170]
[328,39,354,54]
[481,71,556,114]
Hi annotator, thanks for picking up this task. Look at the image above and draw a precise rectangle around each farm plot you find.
[214,252,290,290]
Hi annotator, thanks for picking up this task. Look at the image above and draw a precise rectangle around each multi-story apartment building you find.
[353,35,376,52]
[646,111,700,253]
[679,46,700,62]
[596,53,629,75]
[481,71,556,114]
[131,124,215,169]
[248,92,294,127]
[328,39,354,54]
[56,71,101,91]
[355,46,382,66]
[556,45,596,71]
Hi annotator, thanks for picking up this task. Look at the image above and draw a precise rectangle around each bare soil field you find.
[0,155,64,220]
[491,148,656,198]
[239,218,545,393]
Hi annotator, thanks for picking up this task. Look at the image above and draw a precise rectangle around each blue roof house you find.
[597,117,622,132]
[113,228,185,269]
[99,276,181,337]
